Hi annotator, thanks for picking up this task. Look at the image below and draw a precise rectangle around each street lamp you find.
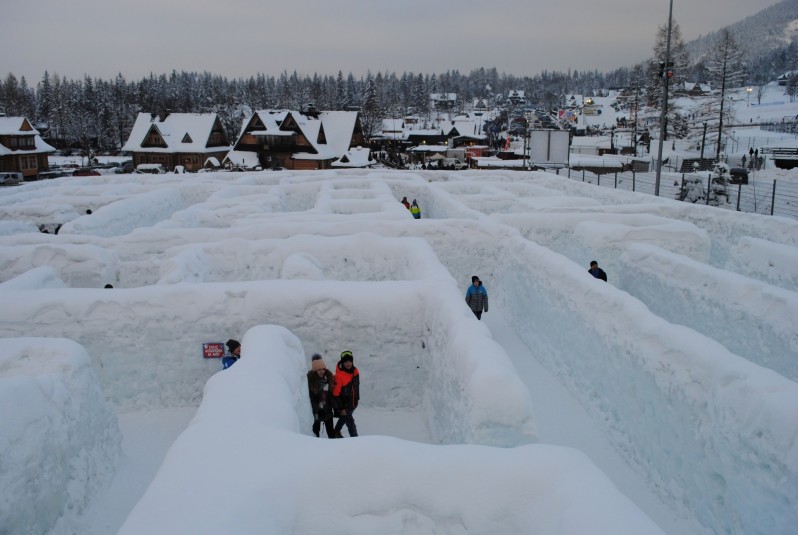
[746,87,752,107]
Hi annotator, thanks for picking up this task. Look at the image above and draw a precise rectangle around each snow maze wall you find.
[1,170,797,534]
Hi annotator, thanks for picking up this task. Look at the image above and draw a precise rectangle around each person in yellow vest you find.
[410,199,421,219]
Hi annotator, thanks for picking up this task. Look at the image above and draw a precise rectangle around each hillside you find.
[684,0,798,68]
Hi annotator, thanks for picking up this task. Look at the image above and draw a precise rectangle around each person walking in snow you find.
[465,275,489,320]
[588,260,607,282]
[222,339,241,369]
[401,196,410,210]
[307,354,336,438]
[410,199,421,219]
[333,350,360,438]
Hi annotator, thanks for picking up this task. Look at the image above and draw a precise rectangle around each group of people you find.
[306,351,360,438]
[400,197,421,219]
[221,340,360,439]
[222,263,606,439]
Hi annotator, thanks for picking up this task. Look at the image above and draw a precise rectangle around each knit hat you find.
[471,275,480,282]
[311,353,326,371]
[226,339,241,352]
[340,350,354,362]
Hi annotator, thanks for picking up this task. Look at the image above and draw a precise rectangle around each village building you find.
[0,117,56,180]
[507,90,526,106]
[227,109,369,170]
[430,93,458,110]
[121,112,232,172]
[679,82,711,97]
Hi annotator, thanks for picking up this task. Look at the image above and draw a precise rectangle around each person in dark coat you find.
[222,339,241,369]
[465,275,489,320]
[588,260,607,281]
[333,350,360,437]
[307,354,336,438]
[401,196,410,209]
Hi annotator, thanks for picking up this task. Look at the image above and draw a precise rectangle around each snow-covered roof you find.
[222,150,260,168]
[122,113,231,154]
[0,117,56,155]
[0,117,40,136]
[407,145,449,153]
[330,146,373,168]
[241,110,359,161]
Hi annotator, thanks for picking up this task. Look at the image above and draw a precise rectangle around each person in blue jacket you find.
[222,339,241,369]
[465,275,489,320]
[588,260,607,282]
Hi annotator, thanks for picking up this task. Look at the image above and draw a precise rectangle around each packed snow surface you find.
[0,168,796,535]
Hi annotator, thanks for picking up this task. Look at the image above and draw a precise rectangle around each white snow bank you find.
[119,325,664,535]
[60,187,184,237]
[0,278,536,446]
[0,265,66,291]
[0,338,121,535]
[494,234,798,535]
[0,243,119,287]
[620,243,798,380]
[0,220,39,236]
[728,236,798,292]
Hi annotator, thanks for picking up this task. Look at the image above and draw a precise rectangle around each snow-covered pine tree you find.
[360,71,382,140]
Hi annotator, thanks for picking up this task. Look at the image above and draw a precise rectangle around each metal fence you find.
[546,167,798,221]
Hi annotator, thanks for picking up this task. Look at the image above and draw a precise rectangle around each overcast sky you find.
[0,0,784,84]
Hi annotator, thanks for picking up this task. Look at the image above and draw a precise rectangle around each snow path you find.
[50,408,197,535]
[483,309,710,535]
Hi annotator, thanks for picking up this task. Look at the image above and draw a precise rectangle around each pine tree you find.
[360,71,382,140]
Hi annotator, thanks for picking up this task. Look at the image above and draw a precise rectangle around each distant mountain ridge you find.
[684,0,798,66]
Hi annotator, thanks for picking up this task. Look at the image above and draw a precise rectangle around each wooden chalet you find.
[431,93,457,110]
[121,112,231,172]
[681,82,711,96]
[0,117,56,179]
[229,110,367,170]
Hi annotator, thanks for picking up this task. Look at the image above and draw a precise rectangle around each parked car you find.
[0,171,23,185]
[115,161,135,174]
[135,163,166,174]
[73,168,101,176]
[728,167,749,184]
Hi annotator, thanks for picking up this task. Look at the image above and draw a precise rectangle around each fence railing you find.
[546,167,798,221]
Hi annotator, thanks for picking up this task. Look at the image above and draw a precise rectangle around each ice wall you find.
[493,234,798,535]
[119,325,662,535]
[0,338,121,535]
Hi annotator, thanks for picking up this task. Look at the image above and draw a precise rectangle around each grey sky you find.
[0,0,783,83]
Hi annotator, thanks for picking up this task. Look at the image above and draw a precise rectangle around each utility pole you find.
[654,0,674,196]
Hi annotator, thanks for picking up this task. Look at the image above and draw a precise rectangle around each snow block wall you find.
[119,325,662,535]
[0,338,121,535]
[619,243,798,381]
[0,278,536,447]
[494,234,798,535]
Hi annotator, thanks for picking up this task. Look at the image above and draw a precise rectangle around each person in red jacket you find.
[333,350,360,438]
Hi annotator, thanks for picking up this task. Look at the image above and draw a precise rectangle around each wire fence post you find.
[582,169,585,182]
[632,170,636,192]
[614,172,618,188]
[706,173,712,205]
[771,179,776,216]
[736,183,741,211]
